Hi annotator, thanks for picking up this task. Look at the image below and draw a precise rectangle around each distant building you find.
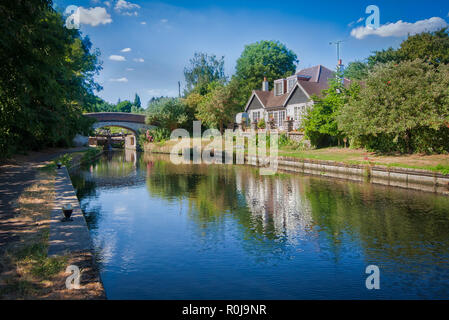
[244,65,350,130]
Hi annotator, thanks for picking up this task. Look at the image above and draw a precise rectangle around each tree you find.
[145,98,189,131]
[183,52,226,95]
[344,28,449,80]
[398,28,449,66]
[338,59,449,154]
[0,0,101,157]
[183,92,204,122]
[304,76,360,147]
[196,82,241,133]
[133,93,142,109]
[233,40,298,105]
[344,61,369,80]
[115,100,133,113]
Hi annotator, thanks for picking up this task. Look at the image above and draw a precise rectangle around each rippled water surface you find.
[70,151,449,299]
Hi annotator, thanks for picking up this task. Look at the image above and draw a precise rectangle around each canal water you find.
[70,151,449,299]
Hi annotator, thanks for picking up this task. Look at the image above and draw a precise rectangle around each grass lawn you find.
[145,139,449,175]
[279,147,449,174]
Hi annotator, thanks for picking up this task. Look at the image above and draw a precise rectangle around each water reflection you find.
[71,151,449,299]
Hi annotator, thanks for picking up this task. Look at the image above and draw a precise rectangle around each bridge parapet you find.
[84,112,146,124]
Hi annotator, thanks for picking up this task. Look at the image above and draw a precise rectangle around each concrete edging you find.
[48,167,93,256]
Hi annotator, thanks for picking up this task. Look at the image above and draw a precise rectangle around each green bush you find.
[339,59,449,154]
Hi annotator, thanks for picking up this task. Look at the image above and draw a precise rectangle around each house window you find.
[294,106,301,121]
[252,111,261,122]
[274,81,284,96]
[279,111,286,127]
[294,105,307,122]
[287,78,296,92]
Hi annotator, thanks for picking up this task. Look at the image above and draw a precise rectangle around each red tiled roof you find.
[250,64,352,109]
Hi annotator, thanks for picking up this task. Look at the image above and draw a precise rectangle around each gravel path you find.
[0,148,87,252]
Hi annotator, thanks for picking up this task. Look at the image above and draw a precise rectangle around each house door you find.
[279,111,286,128]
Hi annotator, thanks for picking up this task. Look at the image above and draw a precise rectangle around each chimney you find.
[262,77,269,91]
[337,59,345,73]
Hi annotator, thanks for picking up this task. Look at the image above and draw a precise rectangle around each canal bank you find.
[143,143,449,196]
[0,148,105,299]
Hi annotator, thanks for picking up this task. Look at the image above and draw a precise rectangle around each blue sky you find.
[53,0,449,106]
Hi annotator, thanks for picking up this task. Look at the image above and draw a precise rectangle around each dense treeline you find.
[0,0,101,157]
[88,93,144,114]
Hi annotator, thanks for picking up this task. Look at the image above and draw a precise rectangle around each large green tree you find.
[145,98,189,131]
[183,52,226,95]
[338,59,449,154]
[0,0,101,156]
[233,40,298,105]
[196,82,241,133]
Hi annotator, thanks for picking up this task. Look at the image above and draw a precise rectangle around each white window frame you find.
[279,111,286,127]
[274,80,284,96]
[287,77,297,93]
[252,111,261,122]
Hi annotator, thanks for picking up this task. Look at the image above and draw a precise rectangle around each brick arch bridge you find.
[83,112,155,150]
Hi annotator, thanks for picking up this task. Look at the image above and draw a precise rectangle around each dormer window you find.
[287,77,297,93]
[274,80,284,96]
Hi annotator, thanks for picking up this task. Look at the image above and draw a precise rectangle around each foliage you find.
[145,97,189,131]
[0,0,102,157]
[344,28,449,80]
[338,59,449,153]
[133,93,142,109]
[257,118,266,129]
[184,52,226,95]
[56,153,73,166]
[115,100,133,113]
[196,82,241,133]
[344,61,369,80]
[233,40,298,106]
[142,128,171,144]
[397,28,449,66]
[304,76,360,148]
[80,147,102,165]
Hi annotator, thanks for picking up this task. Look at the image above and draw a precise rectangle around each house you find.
[244,64,350,130]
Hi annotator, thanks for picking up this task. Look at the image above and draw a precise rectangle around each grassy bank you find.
[144,139,449,175]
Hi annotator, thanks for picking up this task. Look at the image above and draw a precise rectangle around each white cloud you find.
[109,55,126,61]
[109,77,128,82]
[121,48,132,53]
[141,21,147,25]
[357,17,364,23]
[351,17,448,39]
[160,19,168,23]
[77,7,112,27]
[133,58,144,63]
[114,0,140,16]
[104,1,111,7]
[126,68,134,71]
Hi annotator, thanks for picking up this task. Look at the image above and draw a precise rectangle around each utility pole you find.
[178,81,181,98]
[329,40,344,63]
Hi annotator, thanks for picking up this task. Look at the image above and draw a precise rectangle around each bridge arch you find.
[83,112,155,150]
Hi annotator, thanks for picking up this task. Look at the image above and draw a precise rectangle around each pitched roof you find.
[246,64,352,111]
